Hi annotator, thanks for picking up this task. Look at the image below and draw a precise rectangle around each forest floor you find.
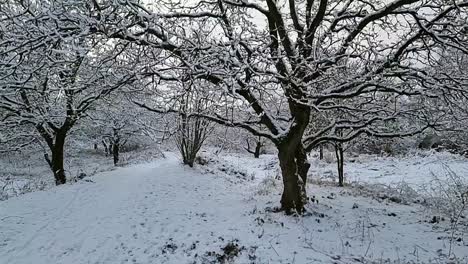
[1,151,468,263]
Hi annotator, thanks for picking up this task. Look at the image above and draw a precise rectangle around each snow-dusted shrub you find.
[348,181,421,205]
[421,165,468,257]
[120,142,142,153]
[352,136,416,156]
[256,176,279,195]
[0,177,47,201]
[391,181,421,203]
[424,166,468,219]
[217,163,254,182]
[194,155,210,166]
[323,151,335,164]
[118,145,165,165]
[423,166,468,221]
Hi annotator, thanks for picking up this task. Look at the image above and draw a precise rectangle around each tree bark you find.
[37,123,68,185]
[275,99,311,214]
[296,146,310,185]
[279,152,302,214]
[44,132,67,185]
[319,145,324,160]
[278,142,310,215]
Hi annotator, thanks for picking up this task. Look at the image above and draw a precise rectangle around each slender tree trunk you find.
[113,144,119,166]
[319,145,324,160]
[335,143,344,187]
[102,140,109,156]
[185,143,196,167]
[112,128,120,166]
[246,138,262,158]
[254,141,261,158]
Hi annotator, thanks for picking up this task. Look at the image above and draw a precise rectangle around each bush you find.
[422,165,468,257]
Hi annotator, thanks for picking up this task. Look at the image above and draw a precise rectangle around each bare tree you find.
[175,82,214,167]
[0,1,142,184]
[422,47,468,152]
[245,136,264,158]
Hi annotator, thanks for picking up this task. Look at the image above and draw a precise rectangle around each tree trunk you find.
[275,100,311,214]
[113,144,119,166]
[181,142,196,167]
[335,143,344,187]
[50,133,67,185]
[296,146,310,185]
[319,145,324,160]
[188,146,197,167]
[102,140,109,156]
[278,144,310,215]
[254,141,261,158]
[245,138,262,158]
[187,159,195,167]
[37,124,68,185]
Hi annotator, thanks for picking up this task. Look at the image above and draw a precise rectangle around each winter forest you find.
[1,0,468,263]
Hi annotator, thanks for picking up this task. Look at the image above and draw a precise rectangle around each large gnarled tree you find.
[95,0,467,213]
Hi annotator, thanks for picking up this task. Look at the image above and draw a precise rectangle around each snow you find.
[0,143,164,200]
[1,151,467,263]
[310,150,468,188]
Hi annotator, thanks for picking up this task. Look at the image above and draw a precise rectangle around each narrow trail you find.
[0,154,259,264]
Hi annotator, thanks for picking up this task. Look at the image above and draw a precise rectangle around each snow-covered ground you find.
[0,143,164,200]
[1,151,467,263]
[310,150,468,188]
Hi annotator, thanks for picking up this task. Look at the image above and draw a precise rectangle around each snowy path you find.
[1,153,468,264]
[0,154,259,264]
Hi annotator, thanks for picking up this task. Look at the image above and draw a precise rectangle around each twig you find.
[1,215,24,221]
